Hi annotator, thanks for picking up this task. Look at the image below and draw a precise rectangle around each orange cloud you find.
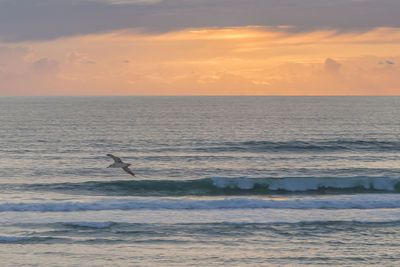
[0,27,400,95]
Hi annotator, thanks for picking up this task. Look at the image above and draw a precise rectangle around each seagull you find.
[106,154,135,176]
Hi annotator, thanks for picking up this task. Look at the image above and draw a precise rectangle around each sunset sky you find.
[1,0,399,95]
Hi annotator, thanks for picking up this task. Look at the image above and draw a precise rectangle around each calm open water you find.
[1,96,400,266]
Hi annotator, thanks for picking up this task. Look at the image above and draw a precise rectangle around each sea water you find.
[1,96,400,266]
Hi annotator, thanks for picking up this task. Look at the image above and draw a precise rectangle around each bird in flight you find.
[106,154,135,176]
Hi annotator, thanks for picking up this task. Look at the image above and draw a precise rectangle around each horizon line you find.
[0,94,400,97]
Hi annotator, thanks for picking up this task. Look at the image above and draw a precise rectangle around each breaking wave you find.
[2,194,400,212]
[23,176,400,196]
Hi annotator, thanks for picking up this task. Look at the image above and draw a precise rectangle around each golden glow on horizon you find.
[0,27,399,95]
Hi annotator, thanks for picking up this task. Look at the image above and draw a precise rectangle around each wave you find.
[50,220,400,228]
[6,220,400,245]
[0,235,64,244]
[61,221,114,229]
[191,140,400,153]
[0,236,32,243]
[2,194,400,212]
[12,220,400,232]
[25,176,400,196]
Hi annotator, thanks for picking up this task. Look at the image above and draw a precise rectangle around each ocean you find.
[1,96,400,266]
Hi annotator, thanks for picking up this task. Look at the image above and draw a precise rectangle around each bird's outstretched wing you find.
[122,166,135,176]
[107,154,122,163]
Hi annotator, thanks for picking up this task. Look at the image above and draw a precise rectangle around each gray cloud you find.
[380,60,396,65]
[324,58,341,74]
[1,0,400,42]
[33,58,59,72]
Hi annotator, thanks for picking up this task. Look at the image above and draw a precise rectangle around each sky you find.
[0,0,399,95]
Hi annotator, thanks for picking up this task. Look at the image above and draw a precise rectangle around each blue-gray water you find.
[1,96,400,266]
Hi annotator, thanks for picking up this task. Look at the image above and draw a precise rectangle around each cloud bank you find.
[1,0,400,41]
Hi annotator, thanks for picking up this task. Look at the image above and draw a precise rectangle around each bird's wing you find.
[122,167,135,176]
[107,154,122,163]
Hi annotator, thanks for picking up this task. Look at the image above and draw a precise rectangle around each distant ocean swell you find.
[2,194,400,212]
[95,140,400,153]
[175,140,400,153]
[21,177,400,196]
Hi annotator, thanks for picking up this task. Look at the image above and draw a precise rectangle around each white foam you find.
[1,194,400,212]
[211,177,400,191]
